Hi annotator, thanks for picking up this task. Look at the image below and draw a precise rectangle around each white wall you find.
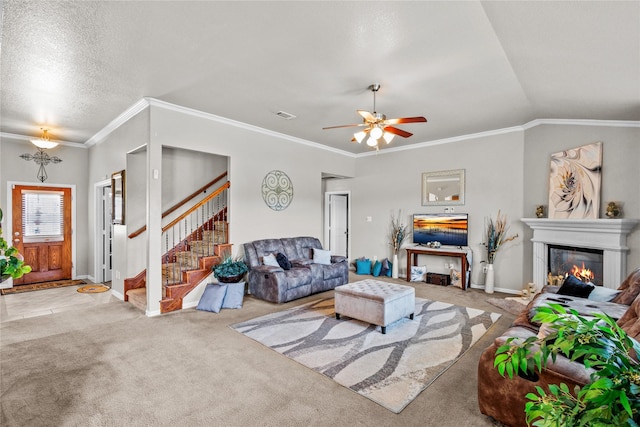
[326,131,526,292]
[324,123,639,294]
[522,124,640,278]
[3,103,637,303]
[1,138,90,278]
[149,105,357,259]
[87,109,150,294]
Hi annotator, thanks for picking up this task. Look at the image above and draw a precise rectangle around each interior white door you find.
[102,185,113,282]
[329,194,348,257]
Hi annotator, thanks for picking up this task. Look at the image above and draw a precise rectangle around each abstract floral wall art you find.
[548,142,602,219]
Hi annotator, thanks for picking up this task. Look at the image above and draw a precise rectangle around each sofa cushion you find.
[313,248,331,265]
[262,253,280,267]
[276,252,292,270]
[557,275,594,298]
[372,260,382,277]
[588,286,621,302]
[246,239,287,268]
[356,259,371,275]
[410,265,427,282]
[511,292,629,332]
[612,268,640,305]
[284,268,313,289]
[380,258,390,276]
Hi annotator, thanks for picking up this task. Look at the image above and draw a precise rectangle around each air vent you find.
[275,111,296,120]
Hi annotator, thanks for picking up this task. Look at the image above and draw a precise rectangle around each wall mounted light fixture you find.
[20,129,63,182]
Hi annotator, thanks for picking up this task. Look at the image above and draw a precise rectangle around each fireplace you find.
[548,245,604,286]
[522,218,639,289]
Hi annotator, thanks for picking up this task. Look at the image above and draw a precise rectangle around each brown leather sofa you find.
[477,268,640,427]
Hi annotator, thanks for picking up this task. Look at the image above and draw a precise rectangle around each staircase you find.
[124,178,232,314]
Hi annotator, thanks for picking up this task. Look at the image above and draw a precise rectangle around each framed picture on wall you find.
[111,170,125,225]
[548,142,602,219]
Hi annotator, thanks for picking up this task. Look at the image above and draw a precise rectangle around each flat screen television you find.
[413,213,468,247]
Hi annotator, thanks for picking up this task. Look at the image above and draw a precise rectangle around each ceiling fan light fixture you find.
[370,125,383,140]
[366,135,378,147]
[383,131,395,144]
[354,130,367,143]
[30,128,58,149]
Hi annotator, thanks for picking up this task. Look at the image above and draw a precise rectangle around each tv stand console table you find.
[405,246,469,290]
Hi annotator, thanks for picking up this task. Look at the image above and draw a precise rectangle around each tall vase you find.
[485,263,495,294]
[392,253,399,279]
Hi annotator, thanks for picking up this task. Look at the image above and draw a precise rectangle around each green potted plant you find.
[494,303,640,426]
[212,256,248,283]
[0,208,32,283]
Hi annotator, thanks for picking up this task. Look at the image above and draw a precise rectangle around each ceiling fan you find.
[323,83,427,149]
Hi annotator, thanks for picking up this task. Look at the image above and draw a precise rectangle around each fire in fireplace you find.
[548,245,604,287]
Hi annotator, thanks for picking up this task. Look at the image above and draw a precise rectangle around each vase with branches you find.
[389,210,408,256]
[389,210,408,279]
[484,210,518,265]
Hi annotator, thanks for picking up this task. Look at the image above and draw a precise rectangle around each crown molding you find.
[84,98,150,147]
[29,96,636,156]
[144,98,357,157]
[0,132,87,148]
[359,124,526,157]
[521,118,640,130]
[359,118,640,157]
[4,100,638,156]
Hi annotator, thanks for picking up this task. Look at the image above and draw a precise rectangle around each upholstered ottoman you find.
[334,281,415,334]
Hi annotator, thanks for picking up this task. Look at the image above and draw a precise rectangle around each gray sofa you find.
[243,236,348,303]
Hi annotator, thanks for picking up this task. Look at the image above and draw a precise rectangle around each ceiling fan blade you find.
[383,116,427,125]
[384,126,413,138]
[357,110,375,122]
[323,123,366,130]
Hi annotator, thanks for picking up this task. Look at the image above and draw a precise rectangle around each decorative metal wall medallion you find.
[262,170,293,211]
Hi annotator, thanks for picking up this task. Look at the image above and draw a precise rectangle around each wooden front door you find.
[11,185,72,285]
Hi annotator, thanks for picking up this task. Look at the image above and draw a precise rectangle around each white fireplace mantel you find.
[521,218,639,289]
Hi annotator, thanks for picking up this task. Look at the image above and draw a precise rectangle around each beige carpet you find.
[232,292,501,413]
[1,273,512,426]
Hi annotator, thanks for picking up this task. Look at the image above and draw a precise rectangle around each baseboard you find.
[146,309,162,317]
[182,300,198,310]
[110,289,125,301]
[469,284,521,295]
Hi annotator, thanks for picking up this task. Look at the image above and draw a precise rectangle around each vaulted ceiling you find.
[1,1,638,153]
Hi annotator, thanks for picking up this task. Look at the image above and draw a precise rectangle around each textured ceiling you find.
[1,1,639,153]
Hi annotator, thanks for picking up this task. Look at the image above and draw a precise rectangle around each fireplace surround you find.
[522,218,639,289]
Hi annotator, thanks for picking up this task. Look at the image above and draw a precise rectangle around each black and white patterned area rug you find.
[231,284,501,413]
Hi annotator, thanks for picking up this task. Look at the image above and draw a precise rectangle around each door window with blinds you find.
[22,190,65,242]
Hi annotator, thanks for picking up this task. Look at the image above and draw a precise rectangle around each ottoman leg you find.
[381,326,386,334]
[336,313,341,320]
[410,313,414,320]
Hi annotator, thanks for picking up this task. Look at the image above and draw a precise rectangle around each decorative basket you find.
[217,274,244,284]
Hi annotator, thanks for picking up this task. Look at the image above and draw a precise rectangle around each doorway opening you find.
[94,179,113,284]
[324,191,350,259]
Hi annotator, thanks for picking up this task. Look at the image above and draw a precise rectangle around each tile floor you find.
[0,283,117,322]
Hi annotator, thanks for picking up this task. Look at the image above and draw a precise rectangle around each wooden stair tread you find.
[126,288,147,312]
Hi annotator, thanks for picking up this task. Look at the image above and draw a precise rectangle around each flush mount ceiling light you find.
[323,84,427,150]
[20,128,62,182]
[30,128,58,149]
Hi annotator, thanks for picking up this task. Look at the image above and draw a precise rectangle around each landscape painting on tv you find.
[413,214,468,247]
